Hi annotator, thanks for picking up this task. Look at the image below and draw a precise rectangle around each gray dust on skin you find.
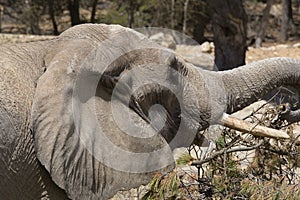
[0,24,300,200]
[0,40,68,199]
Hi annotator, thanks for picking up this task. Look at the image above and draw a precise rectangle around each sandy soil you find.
[0,33,299,64]
[246,42,300,63]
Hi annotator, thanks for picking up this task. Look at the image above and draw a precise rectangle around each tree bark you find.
[68,0,81,26]
[206,0,247,71]
[182,0,189,34]
[280,0,293,42]
[25,0,41,35]
[47,0,59,35]
[90,0,98,23]
[171,0,175,30]
[126,0,135,28]
[192,0,209,44]
[255,0,274,48]
[0,5,3,33]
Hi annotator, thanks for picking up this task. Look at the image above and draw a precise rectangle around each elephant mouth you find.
[128,83,182,143]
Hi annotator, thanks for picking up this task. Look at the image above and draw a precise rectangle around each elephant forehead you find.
[58,23,143,41]
[77,41,167,77]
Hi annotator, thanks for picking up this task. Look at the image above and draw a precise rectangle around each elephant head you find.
[31,24,215,199]
[1,24,299,199]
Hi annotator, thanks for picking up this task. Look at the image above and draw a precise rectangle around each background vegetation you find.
[0,0,299,70]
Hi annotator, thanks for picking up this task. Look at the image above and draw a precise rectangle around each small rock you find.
[161,34,176,50]
[275,44,289,49]
[293,43,300,48]
[210,42,215,50]
[200,41,211,53]
[149,32,164,43]
[261,46,276,51]
[149,32,176,50]
[270,4,282,17]
[176,45,216,70]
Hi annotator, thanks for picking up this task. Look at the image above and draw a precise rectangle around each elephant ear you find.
[30,24,194,199]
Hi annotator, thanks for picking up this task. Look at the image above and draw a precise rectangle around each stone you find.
[293,43,300,48]
[200,41,211,53]
[149,32,176,50]
[176,45,216,71]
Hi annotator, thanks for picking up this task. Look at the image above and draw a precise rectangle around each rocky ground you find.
[0,34,55,45]
[247,42,300,63]
[176,41,300,69]
[0,33,299,66]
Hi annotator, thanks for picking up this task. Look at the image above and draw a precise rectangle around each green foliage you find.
[240,179,300,200]
[2,0,209,40]
[97,0,208,41]
[98,0,158,27]
[216,135,226,149]
[210,148,244,198]
[176,152,193,166]
[142,172,183,200]
[99,6,128,26]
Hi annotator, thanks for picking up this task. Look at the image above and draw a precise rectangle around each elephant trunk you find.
[219,57,300,115]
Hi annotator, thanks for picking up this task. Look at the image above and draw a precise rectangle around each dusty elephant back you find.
[0,43,48,127]
[0,41,69,199]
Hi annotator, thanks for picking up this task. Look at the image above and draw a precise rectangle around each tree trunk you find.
[48,0,59,35]
[192,0,209,44]
[171,0,175,30]
[207,0,247,71]
[182,0,189,34]
[25,0,41,35]
[128,11,134,28]
[126,0,135,28]
[68,0,81,26]
[255,0,274,48]
[0,5,3,33]
[280,0,293,41]
[90,0,98,23]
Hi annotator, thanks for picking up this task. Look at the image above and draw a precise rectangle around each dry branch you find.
[219,113,290,139]
[191,141,264,166]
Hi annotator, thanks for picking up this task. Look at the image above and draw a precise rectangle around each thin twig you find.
[191,141,263,166]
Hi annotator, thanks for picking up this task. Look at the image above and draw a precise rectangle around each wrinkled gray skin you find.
[0,24,300,200]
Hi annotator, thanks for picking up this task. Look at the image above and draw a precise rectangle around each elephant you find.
[0,23,299,200]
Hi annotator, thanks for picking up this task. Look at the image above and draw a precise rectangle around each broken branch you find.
[219,113,290,139]
[191,141,263,166]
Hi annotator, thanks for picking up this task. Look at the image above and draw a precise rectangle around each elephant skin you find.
[0,24,300,199]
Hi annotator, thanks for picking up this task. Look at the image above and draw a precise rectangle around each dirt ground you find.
[246,42,300,63]
[0,33,299,65]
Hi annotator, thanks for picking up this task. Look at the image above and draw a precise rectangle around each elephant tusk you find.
[219,113,290,139]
